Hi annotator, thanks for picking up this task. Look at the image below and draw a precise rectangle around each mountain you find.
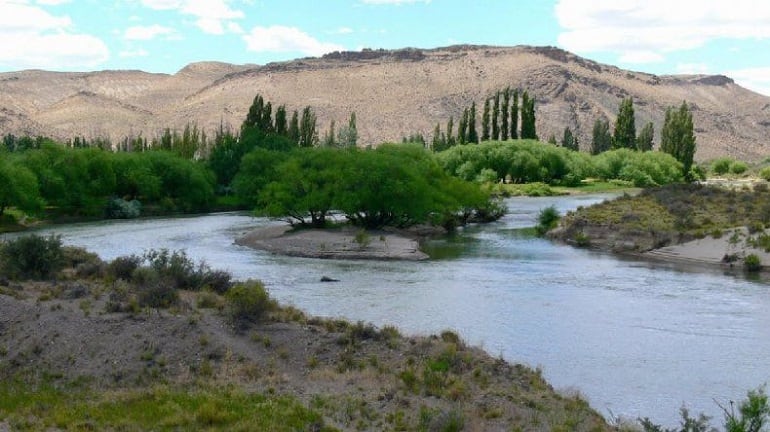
[2,45,769,161]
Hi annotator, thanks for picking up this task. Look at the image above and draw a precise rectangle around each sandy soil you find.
[644,227,770,268]
[235,225,429,261]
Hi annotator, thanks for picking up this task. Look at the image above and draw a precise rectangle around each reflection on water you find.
[11,194,770,427]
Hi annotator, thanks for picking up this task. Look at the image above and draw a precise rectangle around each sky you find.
[1,0,769,96]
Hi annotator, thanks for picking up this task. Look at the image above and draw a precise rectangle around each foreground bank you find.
[0,239,609,431]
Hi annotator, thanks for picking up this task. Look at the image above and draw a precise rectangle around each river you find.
[14,194,770,427]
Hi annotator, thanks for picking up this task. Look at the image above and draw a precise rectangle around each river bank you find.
[235,224,430,261]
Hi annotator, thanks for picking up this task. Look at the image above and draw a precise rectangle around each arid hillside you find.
[2,45,769,161]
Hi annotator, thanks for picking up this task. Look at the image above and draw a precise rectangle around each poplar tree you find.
[591,118,611,155]
[299,106,317,147]
[274,105,288,136]
[612,97,636,149]
[432,123,442,151]
[482,98,491,141]
[501,88,510,140]
[492,92,500,140]
[446,116,455,147]
[637,122,654,152]
[468,102,478,144]
[520,91,537,140]
[661,101,696,179]
[561,127,578,151]
[510,89,519,139]
[288,110,300,144]
[458,108,468,145]
[243,94,264,130]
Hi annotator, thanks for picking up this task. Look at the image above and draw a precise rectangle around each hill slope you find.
[1,45,769,161]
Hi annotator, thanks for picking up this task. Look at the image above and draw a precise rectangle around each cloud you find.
[727,67,770,96]
[360,0,430,4]
[119,48,149,58]
[676,63,710,74]
[124,24,176,40]
[0,1,108,70]
[138,0,243,34]
[243,26,344,57]
[555,0,770,62]
[36,0,70,5]
[330,27,354,35]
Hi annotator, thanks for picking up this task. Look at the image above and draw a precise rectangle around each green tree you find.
[613,97,636,149]
[458,108,469,145]
[661,101,696,180]
[591,118,612,155]
[243,94,265,131]
[481,98,490,141]
[446,116,456,148]
[510,89,519,139]
[0,156,43,217]
[322,120,336,147]
[432,123,444,151]
[520,91,537,140]
[299,106,317,148]
[336,112,357,148]
[274,105,288,136]
[637,121,654,152]
[467,102,478,144]
[501,88,510,140]
[288,110,300,144]
[233,148,288,207]
[561,127,578,151]
[492,92,500,140]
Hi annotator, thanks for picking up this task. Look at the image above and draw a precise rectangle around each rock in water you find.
[320,276,339,282]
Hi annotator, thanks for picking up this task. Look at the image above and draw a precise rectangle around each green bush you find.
[0,234,64,280]
[759,167,770,182]
[731,161,749,175]
[107,255,143,280]
[744,254,762,272]
[536,205,560,236]
[711,158,733,175]
[225,280,275,325]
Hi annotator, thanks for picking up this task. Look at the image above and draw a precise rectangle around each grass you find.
[491,179,640,197]
[0,379,335,431]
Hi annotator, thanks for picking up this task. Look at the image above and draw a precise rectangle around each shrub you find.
[760,167,770,182]
[744,254,762,272]
[144,249,200,290]
[0,234,64,280]
[199,269,232,294]
[136,278,178,309]
[731,161,749,175]
[107,255,142,280]
[711,158,733,175]
[105,197,141,219]
[536,205,561,236]
[225,280,275,325]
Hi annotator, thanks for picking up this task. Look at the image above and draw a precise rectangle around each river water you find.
[15,194,770,426]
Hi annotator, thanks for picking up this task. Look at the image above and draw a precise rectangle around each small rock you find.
[320,276,339,282]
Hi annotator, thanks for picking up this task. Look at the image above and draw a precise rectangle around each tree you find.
[242,94,265,131]
[467,102,478,144]
[561,127,578,151]
[510,89,519,139]
[613,97,636,149]
[661,101,696,180]
[520,91,537,140]
[501,88,510,140]
[591,118,612,155]
[432,123,443,151]
[458,108,469,145]
[637,121,654,152]
[335,112,357,148]
[322,120,336,147]
[446,116,455,148]
[274,105,288,137]
[288,110,300,144]
[492,92,500,140]
[0,156,43,217]
[299,106,317,148]
[481,98,491,141]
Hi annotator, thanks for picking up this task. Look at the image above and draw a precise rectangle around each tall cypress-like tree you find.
[492,92,500,140]
[468,102,478,144]
[260,102,273,132]
[458,108,469,145]
[288,110,300,144]
[322,120,336,147]
[637,121,654,151]
[432,122,442,151]
[510,89,519,139]
[520,91,537,140]
[243,94,264,131]
[482,98,491,141]
[661,101,696,179]
[274,105,288,136]
[501,88,510,141]
[299,106,317,147]
[591,118,611,155]
[561,127,578,151]
[336,112,357,148]
[613,97,636,149]
[446,116,455,147]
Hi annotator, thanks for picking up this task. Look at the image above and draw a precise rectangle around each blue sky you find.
[1,0,769,95]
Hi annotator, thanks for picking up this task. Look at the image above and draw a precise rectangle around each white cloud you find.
[36,0,70,5]
[361,0,430,4]
[243,26,344,57]
[0,1,108,70]
[119,48,149,58]
[555,0,770,62]
[727,67,770,96]
[124,24,176,40]
[330,26,354,35]
[138,0,243,34]
[676,63,710,74]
